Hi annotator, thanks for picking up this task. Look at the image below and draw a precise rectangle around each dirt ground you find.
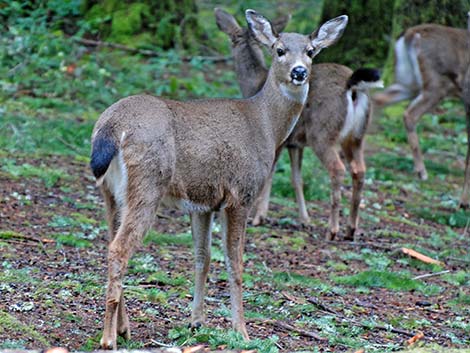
[0,153,469,352]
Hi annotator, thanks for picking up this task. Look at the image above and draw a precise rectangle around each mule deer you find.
[90,10,348,349]
[215,8,382,240]
[373,19,470,207]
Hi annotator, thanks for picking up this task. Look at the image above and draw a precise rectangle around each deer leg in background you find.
[312,143,345,241]
[190,211,214,328]
[252,147,283,226]
[221,207,249,339]
[403,91,445,181]
[288,146,310,223]
[460,104,470,208]
[341,138,366,241]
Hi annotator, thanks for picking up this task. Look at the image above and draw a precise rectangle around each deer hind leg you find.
[100,184,130,339]
[100,163,165,350]
[221,207,249,340]
[403,91,444,180]
[460,105,470,208]
[190,211,214,328]
[313,144,345,241]
[288,147,309,223]
[341,139,366,241]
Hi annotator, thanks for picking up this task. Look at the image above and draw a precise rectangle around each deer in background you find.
[90,10,348,349]
[373,16,470,207]
[215,8,382,240]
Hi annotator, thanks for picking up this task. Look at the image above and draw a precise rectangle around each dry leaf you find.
[406,331,425,345]
[183,345,205,353]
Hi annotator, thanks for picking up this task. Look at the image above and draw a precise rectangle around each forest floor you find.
[1,14,470,351]
[1,107,470,352]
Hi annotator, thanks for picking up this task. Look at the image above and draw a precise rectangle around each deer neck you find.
[233,40,269,97]
[250,69,308,148]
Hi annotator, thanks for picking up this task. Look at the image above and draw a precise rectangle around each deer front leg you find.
[403,92,443,180]
[190,212,214,328]
[288,147,309,223]
[221,208,249,340]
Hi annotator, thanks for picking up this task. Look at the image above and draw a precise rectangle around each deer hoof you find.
[252,215,265,226]
[344,226,355,241]
[189,321,203,330]
[100,336,116,350]
[417,169,428,181]
[118,326,131,340]
[326,231,336,241]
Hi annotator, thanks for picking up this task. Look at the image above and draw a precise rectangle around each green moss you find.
[333,270,439,293]
[0,310,50,348]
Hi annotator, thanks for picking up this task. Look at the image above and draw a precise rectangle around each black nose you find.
[291,66,307,81]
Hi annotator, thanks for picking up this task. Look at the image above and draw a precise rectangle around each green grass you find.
[168,326,280,353]
[333,270,441,294]
[1,158,70,188]
[0,311,50,348]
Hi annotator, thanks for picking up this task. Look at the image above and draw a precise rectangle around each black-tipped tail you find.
[347,68,382,89]
[90,128,117,180]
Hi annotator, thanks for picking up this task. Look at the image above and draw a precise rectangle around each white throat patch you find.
[280,83,308,104]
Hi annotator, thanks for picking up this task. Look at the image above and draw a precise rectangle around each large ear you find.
[271,13,291,33]
[310,15,348,49]
[214,8,242,38]
[245,9,278,47]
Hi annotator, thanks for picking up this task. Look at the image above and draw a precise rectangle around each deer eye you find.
[307,48,315,58]
[276,48,286,57]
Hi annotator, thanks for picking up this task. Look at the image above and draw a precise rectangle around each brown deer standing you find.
[90,10,348,349]
[373,18,470,207]
[215,8,382,240]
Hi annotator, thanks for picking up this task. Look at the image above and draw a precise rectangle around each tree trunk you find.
[315,0,394,69]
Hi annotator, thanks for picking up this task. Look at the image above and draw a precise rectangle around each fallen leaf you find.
[406,331,425,345]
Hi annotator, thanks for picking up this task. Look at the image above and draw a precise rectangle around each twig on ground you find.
[56,136,82,154]
[73,37,231,62]
[308,298,415,337]
[401,247,444,266]
[326,240,396,251]
[148,339,174,348]
[413,270,450,280]
[156,212,173,220]
[248,318,327,341]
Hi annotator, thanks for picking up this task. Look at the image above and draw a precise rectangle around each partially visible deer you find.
[90,10,348,349]
[215,8,382,240]
[373,19,470,207]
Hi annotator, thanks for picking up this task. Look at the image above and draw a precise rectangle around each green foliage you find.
[333,270,441,294]
[1,159,70,188]
[0,311,50,348]
[169,326,279,353]
[317,0,394,69]
[143,230,192,247]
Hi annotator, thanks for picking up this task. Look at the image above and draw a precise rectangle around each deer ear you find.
[310,15,348,49]
[215,8,242,38]
[271,13,291,33]
[246,9,278,47]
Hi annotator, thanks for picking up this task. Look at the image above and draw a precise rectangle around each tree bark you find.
[316,0,394,69]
